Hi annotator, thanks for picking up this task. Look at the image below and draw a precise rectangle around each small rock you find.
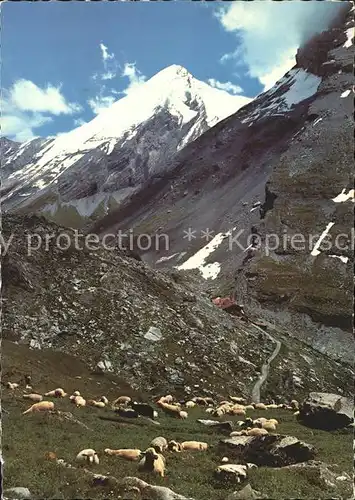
[144,326,163,342]
[226,483,265,500]
[29,339,41,349]
[97,360,113,372]
[214,464,248,484]
[4,487,31,499]
[197,419,233,433]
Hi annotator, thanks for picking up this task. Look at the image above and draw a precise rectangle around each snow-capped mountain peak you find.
[1,65,251,215]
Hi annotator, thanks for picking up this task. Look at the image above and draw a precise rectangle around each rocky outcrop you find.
[271,461,352,490]
[219,434,316,467]
[233,4,354,362]
[298,392,354,430]
[226,484,266,500]
[3,487,31,500]
[117,477,195,500]
[214,464,248,485]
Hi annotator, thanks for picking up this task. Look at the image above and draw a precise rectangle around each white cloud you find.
[259,56,298,92]
[1,113,52,142]
[73,118,87,127]
[207,78,243,95]
[87,42,122,115]
[87,95,116,115]
[1,80,81,142]
[9,79,82,115]
[101,71,117,81]
[99,42,114,62]
[216,1,345,90]
[121,62,147,96]
[97,42,118,81]
[89,42,146,114]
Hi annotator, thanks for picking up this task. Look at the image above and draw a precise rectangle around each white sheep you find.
[265,404,278,409]
[22,401,54,415]
[112,396,131,406]
[230,397,246,404]
[87,400,105,408]
[23,393,43,403]
[157,401,182,418]
[44,388,67,398]
[254,403,267,410]
[150,437,168,453]
[290,399,299,410]
[180,441,208,451]
[246,427,268,436]
[157,395,173,404]
[104,448,142,461]
[72,395,86,407]
[76,449,99,465]
[262,421,277,432]
[6,382,19,390]
[168,440,208,452]
[138,448,165,477]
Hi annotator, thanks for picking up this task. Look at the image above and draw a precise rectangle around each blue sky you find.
[2,1,347,142]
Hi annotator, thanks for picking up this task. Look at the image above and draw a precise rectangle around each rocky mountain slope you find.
[1,214,353,401]
[0,66,250,227]
[90,2,354,364]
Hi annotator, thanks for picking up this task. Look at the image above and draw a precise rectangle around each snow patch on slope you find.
[242,69,321,126]
[332,189,354,202]
[329,255,349,263]
[283,70,322,107]
[340,89,351,98]
[311,222,335,256]
[344,27,354,48]
[176,229,234,280]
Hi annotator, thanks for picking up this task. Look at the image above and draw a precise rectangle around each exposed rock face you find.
[233,4,354,362]
[219,434,316,467]
[0,214,281,398]
[1,137,52,190]
[90,3,353,365]
[298,392,354,430]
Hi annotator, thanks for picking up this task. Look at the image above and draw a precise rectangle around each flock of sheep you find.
[6,380,301,482]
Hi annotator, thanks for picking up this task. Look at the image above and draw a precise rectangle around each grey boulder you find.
[298,392,353,430]
[219,434,316,467]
